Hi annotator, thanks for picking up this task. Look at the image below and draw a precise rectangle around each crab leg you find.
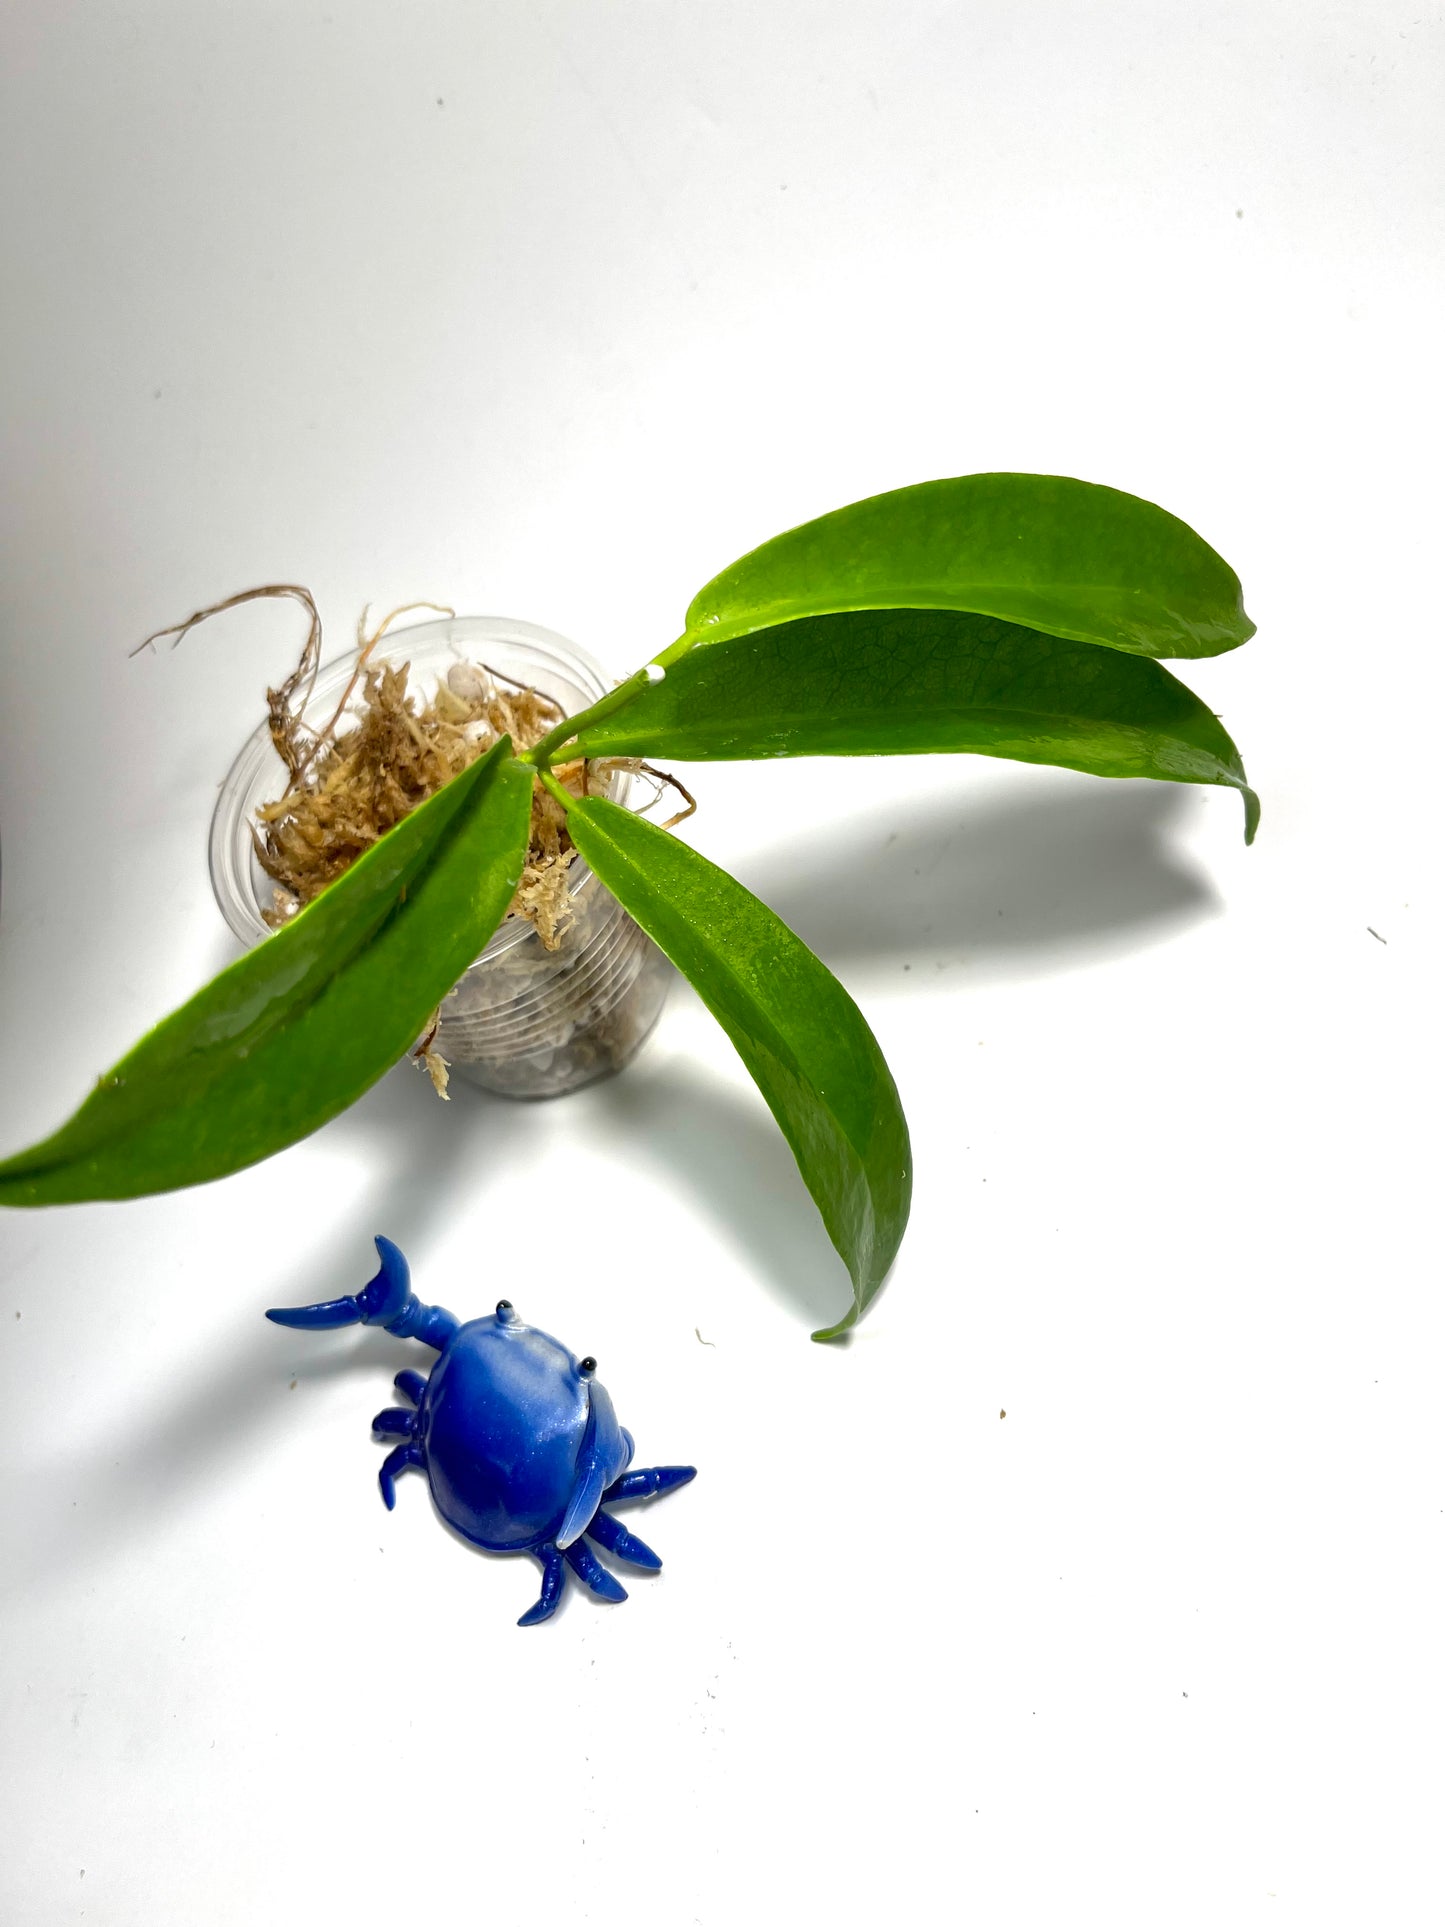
[585,1508,662,1571]
[518,1547,567,1629]
[393,1370,428,1406]
[378,1442,424,1510]
[562,1540,627,1603]
[371,1407,416,1437]
[603,1465,696,1503]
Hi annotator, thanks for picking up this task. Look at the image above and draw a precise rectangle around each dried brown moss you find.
[136,585,618,954]
[255,643,595,952]
[139,578,696,964]
[137,585,695,1099]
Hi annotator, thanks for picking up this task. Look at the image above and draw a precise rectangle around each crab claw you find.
[266,1236,414,1331]
[354,1236,414,1323]
[264,1295,362,1331]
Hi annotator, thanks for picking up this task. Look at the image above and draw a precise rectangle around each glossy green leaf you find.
[576,607,1259,842]
[564,795,911,1340]
[674,473,1253,663]
[0,738,534,1206]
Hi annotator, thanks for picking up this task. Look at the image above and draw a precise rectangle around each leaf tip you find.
[810,1309,858,1344]
[1242,786,1261,845]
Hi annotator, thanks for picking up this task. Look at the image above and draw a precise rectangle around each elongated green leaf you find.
[673,473,1253,662]
[577,607,1259,842]
[565,796,911,1340]
[0,738,534,1206]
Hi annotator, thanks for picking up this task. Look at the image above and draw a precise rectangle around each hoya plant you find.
[0,474,1256,1338]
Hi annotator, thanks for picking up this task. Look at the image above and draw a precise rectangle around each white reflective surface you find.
[1,5,1441,1924]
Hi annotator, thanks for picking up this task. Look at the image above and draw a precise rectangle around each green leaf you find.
[564,796,912,1340]
[575,607,1259,842]
[0,738,535,1206]
[675,472,1254,662]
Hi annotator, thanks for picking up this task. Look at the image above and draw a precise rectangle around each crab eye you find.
[579,1356,597,1378]
[495,1300,514,1320]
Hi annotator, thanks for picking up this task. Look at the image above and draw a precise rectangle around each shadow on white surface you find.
[3,1070,510,1591]
[744,778,1221,977]
[2,1319,402,1594]
[591,1064,852,1332]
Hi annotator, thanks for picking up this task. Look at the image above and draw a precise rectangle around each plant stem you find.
[536,764,574,812]
[520,660,669,770]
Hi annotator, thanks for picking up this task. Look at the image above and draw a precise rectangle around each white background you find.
[1,4,1441,1922]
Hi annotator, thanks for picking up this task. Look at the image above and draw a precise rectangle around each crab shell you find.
[420,1311,636,1552]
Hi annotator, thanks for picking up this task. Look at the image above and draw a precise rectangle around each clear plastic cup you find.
[208,615,672,1099]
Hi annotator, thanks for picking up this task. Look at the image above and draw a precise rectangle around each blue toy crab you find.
[267,1237,695,1626]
